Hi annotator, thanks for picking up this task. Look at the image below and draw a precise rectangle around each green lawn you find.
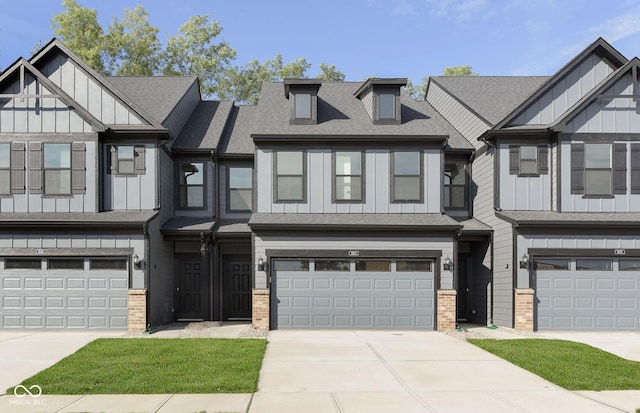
[469,339,640,391]
[9,338,266,394]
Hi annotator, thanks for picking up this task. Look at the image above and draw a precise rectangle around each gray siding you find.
[566,73,640,133]
[511,54,614,126]
[361,90,373,120]
[492,218,514,327]
[256,149,441,214]
[162,81,200,138]
[103,144,157,211]
[498,144,551,211]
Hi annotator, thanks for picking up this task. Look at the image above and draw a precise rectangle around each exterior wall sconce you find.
[443,256,453,271]
[133,253,143,270]
[520,254,529,269]
[258,257,268,272]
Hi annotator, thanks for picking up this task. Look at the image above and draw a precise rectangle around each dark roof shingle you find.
[172,101,234,150]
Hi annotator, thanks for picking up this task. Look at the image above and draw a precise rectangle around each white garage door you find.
[1,257,129,329]
[272,258,435,329]
[535,257,640,331]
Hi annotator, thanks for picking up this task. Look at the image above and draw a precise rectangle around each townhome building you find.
[1,37,638,333]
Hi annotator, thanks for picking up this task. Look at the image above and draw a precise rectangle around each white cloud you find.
[392,0,416,15]
[588,5,640,42]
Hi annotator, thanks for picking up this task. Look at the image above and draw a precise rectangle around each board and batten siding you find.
[510,53,614,126]
[0,139,96,213]
[0,233,145,288]
[103,144,157,211]
[560,140,640,212]
[498,144,551,211]
[256,149,441,214]
[253,235,455,289]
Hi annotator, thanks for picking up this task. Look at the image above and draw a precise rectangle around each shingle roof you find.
[161,217,216,232]
[105,76,198,124]
[456,217,492,233]
[215,221,251,233]
[431,76,549,125]
[172,101,234,150]
[0,210,157,226]
[249,213,462,230]
[497,211,640,227]
[218,105,256,155]
[254,81,473,150]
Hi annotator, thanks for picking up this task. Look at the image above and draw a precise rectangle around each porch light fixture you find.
[258,257,266,271]
[520,254,529,269]
[133,253,142,270]
[443,256,452,271]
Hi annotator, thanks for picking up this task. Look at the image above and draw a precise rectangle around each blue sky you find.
[2,0,640,83]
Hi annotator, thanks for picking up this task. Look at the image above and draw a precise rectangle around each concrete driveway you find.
[0,331,117,394]
[250,331,630,413]
[540,331,640,361]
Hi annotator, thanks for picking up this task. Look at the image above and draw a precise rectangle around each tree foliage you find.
[317,63,345,81]
[442,65,477,76]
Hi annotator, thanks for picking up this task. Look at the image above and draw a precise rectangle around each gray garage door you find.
[535,257,640,331]
[272,258,434,329]
[1,257,129,329]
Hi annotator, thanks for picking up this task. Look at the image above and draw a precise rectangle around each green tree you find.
[317,63,345,81]
[103,5,161,76]
[50,0,105,73]
[162,15,236,97]
[404,77,429,100]
[442,65,477,76]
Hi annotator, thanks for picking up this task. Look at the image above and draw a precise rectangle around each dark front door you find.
[176,255,204,320]
[223,258,251,320]
[457,255,472,322]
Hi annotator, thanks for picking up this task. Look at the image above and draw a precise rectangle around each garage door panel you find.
[25,278,43,289]
[313,279,330,289]
[3,278,20,289]
[46,278,64,289]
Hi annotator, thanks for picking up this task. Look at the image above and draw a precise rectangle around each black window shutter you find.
[537,145,549,175]
[10,142,26,194]
[631,143,640,194]
[509,146,520,175]
[71,142,86,194]
[613,143,627,194]
[134,146,146,175]
[570,143,584,194]
[29,142,43,194]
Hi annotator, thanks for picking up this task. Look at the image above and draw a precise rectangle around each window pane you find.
[277,176,303,200]
[229,189,252,211]
[520,146,537,160]
[585,144,611,168]
[0,143,9,168]
[277,152,303,174]
[117,146,134,159]
[335,176,361,200]
[394,152,420,175]
[379,93,395,119]
[315,260,350,271]
[273,260,309,271]
[44,144,70,168]
[394,176,420,200]
[620,260,640,271]
[229,167,252,189]
[397,261,432,271]
[181,163,203,184]
[118,159,135,174]
[5,259,41,269]
[336,152,361,175]
[520,159,537,174]
[534,259,570,270]
[0,170,9,194]
[449,186,466,208]
[355,260,390,271]
[576,259,612,271]
[445,163,465,185]
[44,170,71,194]
[294,93,311,118]
[585,170,611,195]
[48,259,84,270]
[90,259,127,270]
[186,187,204,207]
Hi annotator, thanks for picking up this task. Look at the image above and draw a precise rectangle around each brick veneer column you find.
[514,288,535,331]
[437,289,457,331]
[252,289,270,330]
[127,289,147,333]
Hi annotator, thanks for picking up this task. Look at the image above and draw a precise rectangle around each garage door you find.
[1,257,129,329]
[272,258,434,329]
[535,257,640,331]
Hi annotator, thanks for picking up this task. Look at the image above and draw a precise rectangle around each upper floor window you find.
[116,146,135,174]
[109,145,146,176]
[509,145,548,176]
[179,162,204,208]
[584,143,612,196]
[228,167,252,212]
[444,162,467,209]
[275,151,306,202]
[391,151,422,202]
[379,93,396,119]
[0,144,9,195]
[43,143,71,195]
[294,93,312,119]
[334,151,363,202]
[571,142,629,196]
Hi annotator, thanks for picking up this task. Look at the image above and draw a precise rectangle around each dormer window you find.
[284,79,321,125]
[354,78,406,125]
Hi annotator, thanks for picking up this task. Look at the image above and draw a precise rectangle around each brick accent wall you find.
[128,289,147,333]
[514,288,535,331]
[437,289,457,331]
[252,289,270,330]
